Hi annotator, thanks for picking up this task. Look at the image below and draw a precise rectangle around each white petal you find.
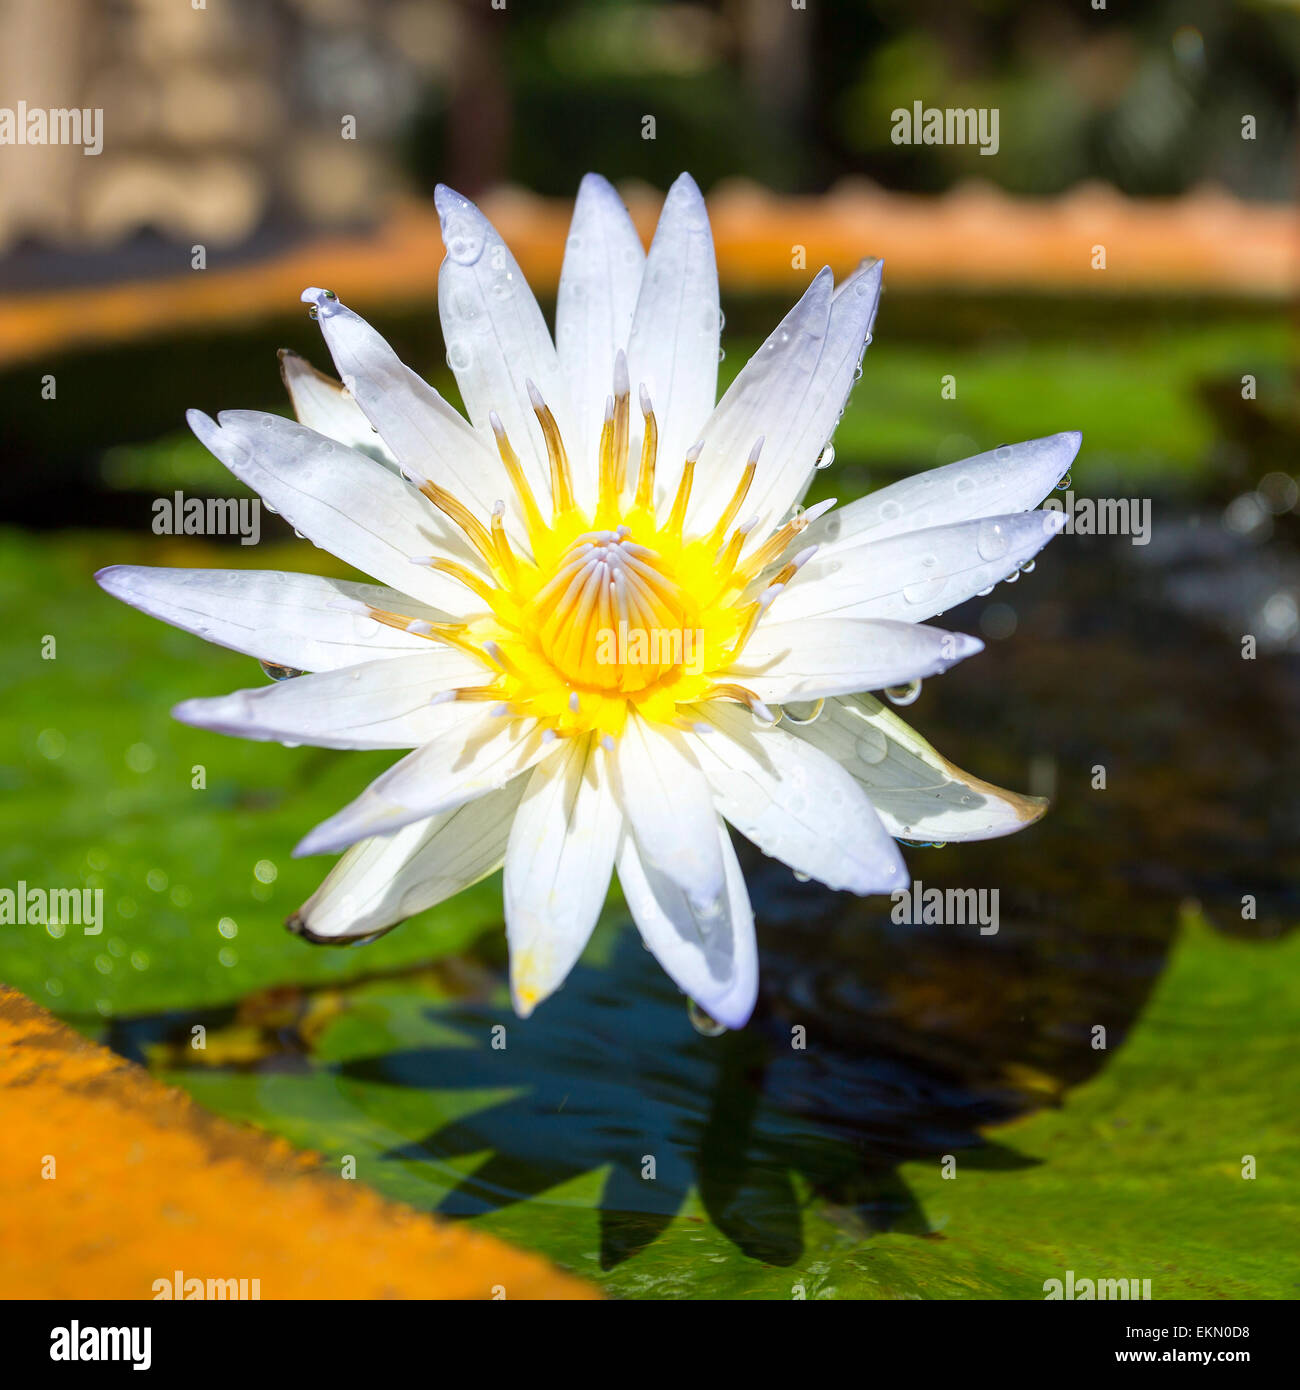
[744,258,882,540]
[626,173,720,499]
[187,409,483,615]
[95,566,447,671]
[294,712,553,856]
[173,650,490,750]
[434,185,575,505]
[805,432,1082,551]
[279,350,400,472]
[555,173,645,503]
[504,735,621,1016]
[300,290,522,532]
[683,703,905,894]
[291,779,529,942]
[698,261,881,542]
[687,267,834,530]
[727,618,983,702]
[612,715,725,911]
[787,694,1048,842]
[772,509,1066,625]
[617,818,758,1030]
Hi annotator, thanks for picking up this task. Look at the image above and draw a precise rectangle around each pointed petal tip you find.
[577,170,616,198]
[186,407,219,446]
[703,994,757,1032]
[433,182,473,220]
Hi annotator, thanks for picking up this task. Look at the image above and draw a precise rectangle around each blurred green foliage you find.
[404,0,1300,198]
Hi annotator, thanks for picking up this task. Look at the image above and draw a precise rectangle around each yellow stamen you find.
[419,480,497,569]
[489,412,547,542]
[611,351,630,496]
[666,445,701,537]
[416,557,497,607]
[706,439,761,546]
[633,384,658,512]
[528,381,576,517]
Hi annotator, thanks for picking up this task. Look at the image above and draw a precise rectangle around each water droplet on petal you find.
[260,661,304,682]
[885,679,922,707]
[815,443,835,471]
[853,724,889,764]
[688,999,727,1036]
[781,699,825,725]
[976,519,1011,561]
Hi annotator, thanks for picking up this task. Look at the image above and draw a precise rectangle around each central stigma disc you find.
[529,528,695,693]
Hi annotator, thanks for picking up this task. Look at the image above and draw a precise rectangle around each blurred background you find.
[1,0,1298,1296]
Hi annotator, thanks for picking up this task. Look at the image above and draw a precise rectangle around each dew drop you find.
[442,217,485,266]
[1057,472,1072,490]
[976,519,1011,561]
[260,660,304,682]
[853,724,889,764]
[885,679,922,707]
[688,999,728,1036]
[781,699,825,725]
[815,443,835,471]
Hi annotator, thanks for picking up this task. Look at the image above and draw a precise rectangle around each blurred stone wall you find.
[0,0,451,253]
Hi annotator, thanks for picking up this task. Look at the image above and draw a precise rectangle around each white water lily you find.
[97,173,1076,1029]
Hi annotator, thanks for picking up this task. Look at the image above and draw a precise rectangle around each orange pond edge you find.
[0,986,599,1300]
[0,179,1294,368]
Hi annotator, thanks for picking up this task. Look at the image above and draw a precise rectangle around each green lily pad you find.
[116,907,1298,1298]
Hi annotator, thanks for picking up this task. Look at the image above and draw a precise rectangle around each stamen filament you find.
[528,379,576,517]
[489,501,520,585]
[634,383,658,512]
[706,438,762,547]
[611,351,630,497]
[666,443,702,537]
[419,480,497,569]
[490,412,547,542]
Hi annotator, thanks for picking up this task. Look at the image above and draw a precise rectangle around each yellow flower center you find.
[361,362,819,741]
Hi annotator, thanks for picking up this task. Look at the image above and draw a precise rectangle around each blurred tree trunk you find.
[447,0,511,195]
